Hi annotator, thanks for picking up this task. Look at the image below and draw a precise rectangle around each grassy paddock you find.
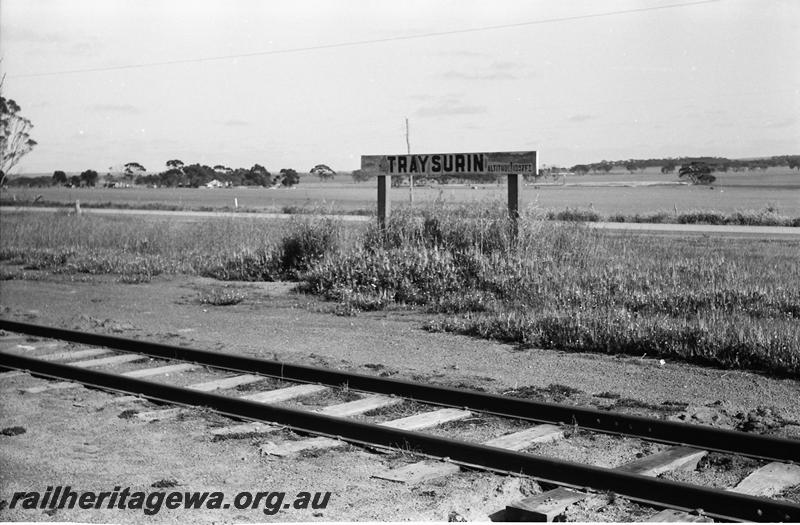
[3,167,800,216]
[4,198,798,227]
[0,212,358,282]
[1,207,798,376]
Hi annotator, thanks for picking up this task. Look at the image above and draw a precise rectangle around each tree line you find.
[6,160,306,189]
[130,160,291,188]
[5,154,799,189]
[2,87,798,189]
[3,159,358,188]
[562,155,800,175]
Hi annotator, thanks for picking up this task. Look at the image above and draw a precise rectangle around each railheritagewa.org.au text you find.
[6,486,331,515]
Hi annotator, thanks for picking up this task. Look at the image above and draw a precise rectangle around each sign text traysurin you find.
[361,151,537,177]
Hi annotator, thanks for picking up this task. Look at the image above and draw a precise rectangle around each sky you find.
[1,0,799,175]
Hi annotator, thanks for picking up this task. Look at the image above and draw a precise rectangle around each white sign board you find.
[361,151,538,177]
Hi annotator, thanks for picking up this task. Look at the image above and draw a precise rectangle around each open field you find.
[547,168,800,188]
[4,207,800,237]
[3,167,799,216]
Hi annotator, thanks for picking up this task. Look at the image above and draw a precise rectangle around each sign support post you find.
[507,172,523,235]
[377,175,390,229]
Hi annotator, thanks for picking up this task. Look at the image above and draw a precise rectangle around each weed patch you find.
[272,217,342,279]
[594,391,622,399]
[202,248,275,281]
[198,288,247,306]
[549,206,799,227]
[546,207,601,222]
[610,398,688,415]
[4,203,799,377]
[0,426,26,436]
[304,204,800,377]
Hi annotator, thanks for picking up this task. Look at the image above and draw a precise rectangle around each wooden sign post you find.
[508,171,523,236]
[361,151,538,229]
[377,174,391,229]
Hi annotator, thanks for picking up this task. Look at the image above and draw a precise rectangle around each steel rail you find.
[1,319,798,465]
[1,351,798,522]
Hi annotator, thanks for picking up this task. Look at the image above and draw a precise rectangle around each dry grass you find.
[304,205,800,377]
[0,212,352,282]
[2,205,798,376]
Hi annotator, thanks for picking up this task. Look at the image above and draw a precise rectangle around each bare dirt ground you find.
[1,274,799,522]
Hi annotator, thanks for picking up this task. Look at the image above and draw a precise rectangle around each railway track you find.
[1,319,798,522]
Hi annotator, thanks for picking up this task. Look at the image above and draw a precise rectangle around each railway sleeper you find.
[504,446,707,522]
[374,424,564,484]
[647,462,800,522]
[259,408,472,457]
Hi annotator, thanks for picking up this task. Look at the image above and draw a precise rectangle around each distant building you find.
[103,181,132,188]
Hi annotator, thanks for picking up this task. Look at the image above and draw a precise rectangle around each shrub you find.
[727,210,789,227]
[203,248,275,281]
[677,210,726,225]
[199,288,246,306]
[546,208,601,222]
[632,211,671,223]
[272,218,342,279]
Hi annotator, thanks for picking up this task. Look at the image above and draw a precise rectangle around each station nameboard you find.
[361,150,537,177]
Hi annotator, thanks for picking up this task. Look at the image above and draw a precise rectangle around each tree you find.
[166,159,184,171]
[278,168,300,187]
[52,170,67,185]
[247,164,271,186]
[0,80,38,186]
[68,175,81,187]
[569,164,590,175]
[124,162,146,178]
[661,162,677,174]
[624,161,638,174]
[80,169,99,187]
[678,162,716,185]
[310,164,336,180]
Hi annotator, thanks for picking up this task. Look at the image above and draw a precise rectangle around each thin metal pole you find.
[406,117,413,204]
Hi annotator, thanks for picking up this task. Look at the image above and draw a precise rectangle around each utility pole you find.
[406,117,413,204]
